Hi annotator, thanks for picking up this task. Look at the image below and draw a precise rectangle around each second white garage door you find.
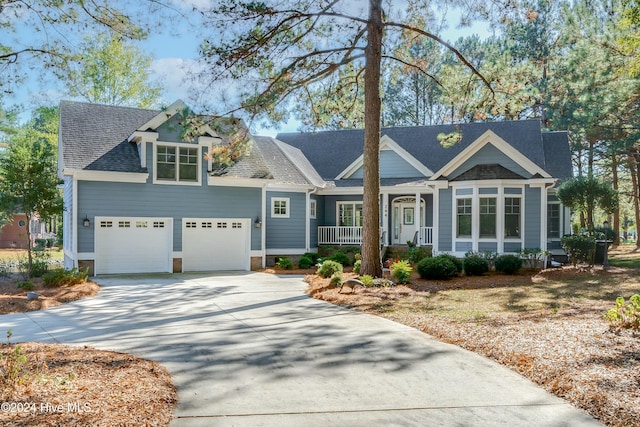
[182,218,250,272]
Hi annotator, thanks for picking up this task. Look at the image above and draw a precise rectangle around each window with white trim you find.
[156,145,199,183]
[310,199,317,219]
[479,197,496,238]
[337,202,363,226]
[456,198,472,238]
[272,198,290,218]
[547,203,560,239]
[504,197,521,238]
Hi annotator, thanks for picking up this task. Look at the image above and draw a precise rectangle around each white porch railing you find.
[420,227,433,245]
[318,226,363,245]
[318,226,434,246]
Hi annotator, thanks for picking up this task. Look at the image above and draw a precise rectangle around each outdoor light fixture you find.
[254,216,262,228]
[83,216,90,228]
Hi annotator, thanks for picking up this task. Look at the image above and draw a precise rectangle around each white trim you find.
[137,100,187,131]
[266,183,315,192]
[271,197,290,218]
[310,199,317,219]
[72,177,78,268]
[77,252,94,260]
[432,187,439,253]
[208,176,272,187]
[127,130,159,143]
[63,169,149,183]
[336,134,433,179]
[336,201,363,227]
[152,142,202,186]
[430,130,551,180]
[261,184,267,268]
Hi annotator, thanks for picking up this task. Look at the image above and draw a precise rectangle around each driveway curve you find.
[3,272,601,426]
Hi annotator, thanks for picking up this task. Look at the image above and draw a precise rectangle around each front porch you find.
[318,226,433,246]
[317,193,435,247]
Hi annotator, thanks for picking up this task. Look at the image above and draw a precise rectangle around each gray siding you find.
[524,186,541,249]
[456,241,472,252]
[505,187,522,195]
[478,187,497,194]
[450,144,532,179]
[77,181,262,253]
[323,195,363,226]
[478,242,497,252]
[438,188,452,251]
[266,191,306,249]
[504,242,522,252]
[350,150,424,179]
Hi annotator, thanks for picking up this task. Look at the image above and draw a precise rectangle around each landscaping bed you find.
[306,265,640,427]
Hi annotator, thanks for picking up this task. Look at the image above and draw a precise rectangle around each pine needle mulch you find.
[1,342,177,426]
[307,265,640,427]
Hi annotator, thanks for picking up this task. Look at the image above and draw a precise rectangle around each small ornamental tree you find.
[0,128,62,277]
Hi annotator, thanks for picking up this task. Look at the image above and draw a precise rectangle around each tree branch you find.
[382,55,444,89]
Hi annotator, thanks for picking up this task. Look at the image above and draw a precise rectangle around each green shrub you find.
[353,259,362,274]
[329,251,351,266]
[372,278,396,287]
[317,260,343,278]
[416,256,458,280]
[494,255,523,275]
[561,235,596,266]
[0,345,29,390]
[42,268,89,288]
[297,256,313,269]
[463,254,489,276]
[359,274,374,286]
[17,281,33,291]
[275,257,294,270]
[303,252,321,264]
[519,248,549,269]
[408,246,432,264]
[604,294,640,331]
[30,260,48,278]
[436,253,463,273]
[391,260,413,284]
[330,271,343,286]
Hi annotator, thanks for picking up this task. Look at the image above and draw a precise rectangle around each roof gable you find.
[337,135,433,179]
[430,130,551,180]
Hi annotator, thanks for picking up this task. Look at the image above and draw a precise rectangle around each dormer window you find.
[154,144,200,185]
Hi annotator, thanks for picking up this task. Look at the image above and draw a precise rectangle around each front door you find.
[392,198,424,244]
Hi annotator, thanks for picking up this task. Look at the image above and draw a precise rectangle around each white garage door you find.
[182,218,250,272]
[94,217,173,274]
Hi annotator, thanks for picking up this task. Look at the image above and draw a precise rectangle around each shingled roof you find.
[276,120,569,181]
[59,101,158,173]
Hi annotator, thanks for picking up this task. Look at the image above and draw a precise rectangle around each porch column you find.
[381,192,389,245]
[431,185,439,254]
[415,192,421,245]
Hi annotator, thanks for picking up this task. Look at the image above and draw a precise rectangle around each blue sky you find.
[5,1,492,135]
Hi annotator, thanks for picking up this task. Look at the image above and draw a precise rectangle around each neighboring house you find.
[0,214,46,249]
[59,100,572,275]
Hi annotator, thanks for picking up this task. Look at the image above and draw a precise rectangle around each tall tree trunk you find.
[612,154,620,246]
[25,212,33,277]
[360,0,383,278]
[628,153,640,248]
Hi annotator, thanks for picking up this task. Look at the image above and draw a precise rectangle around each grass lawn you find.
[308,245,640,427]
[0,248,63,263]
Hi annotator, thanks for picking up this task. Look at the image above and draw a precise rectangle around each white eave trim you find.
[335,134,433,180]
[430,130,551,180]
[207,176,274,188]
[63,169,149,183]
[137,100,188,131]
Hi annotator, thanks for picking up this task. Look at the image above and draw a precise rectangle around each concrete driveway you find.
[3,272,601,426]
